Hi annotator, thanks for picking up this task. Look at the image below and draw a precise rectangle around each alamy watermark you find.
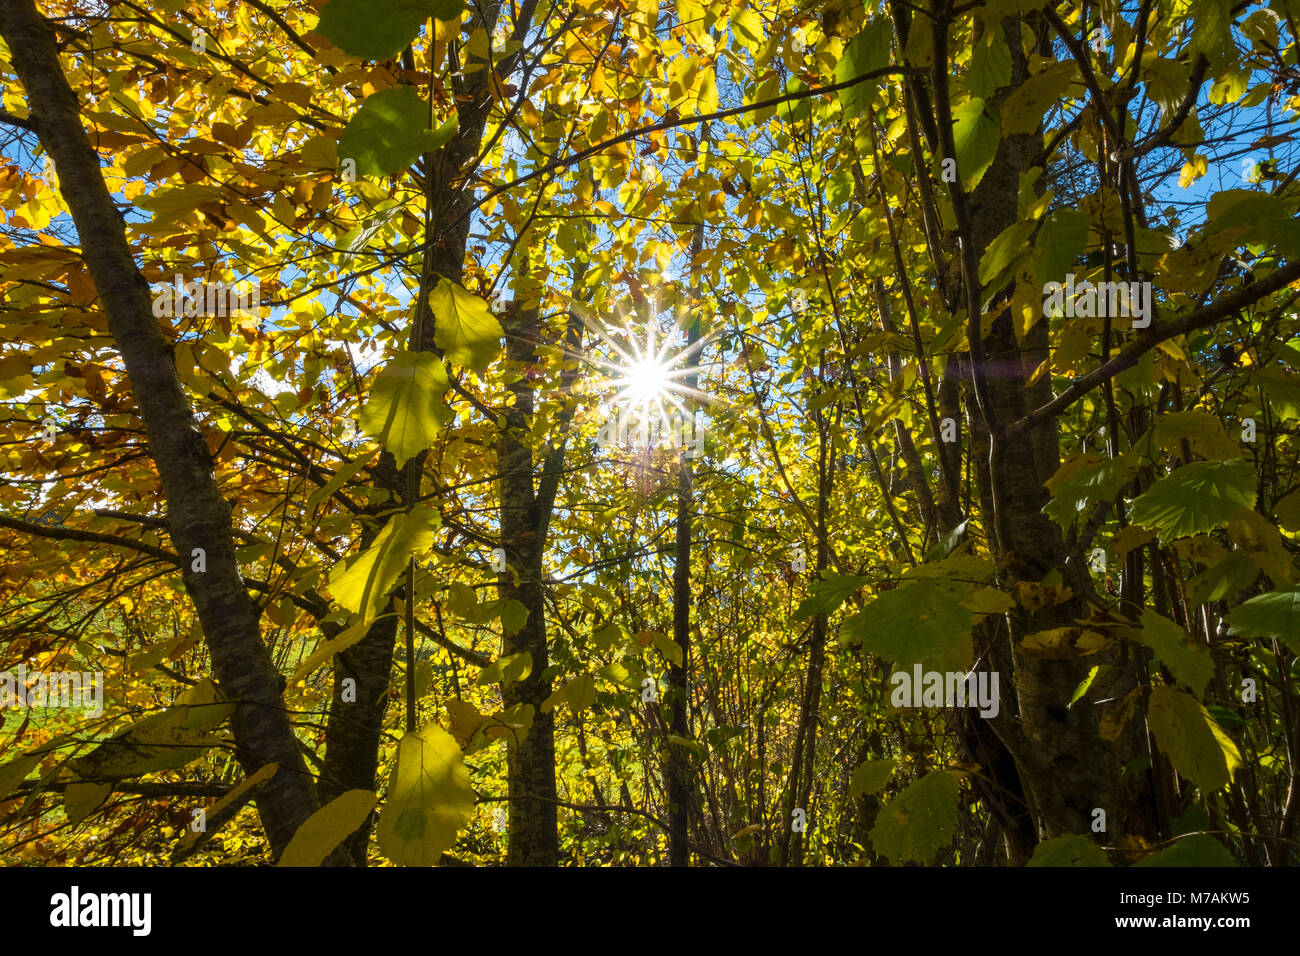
[151,275,260,318]
[890,665,1000,718]
[1043,274,1152,328]
[1,665,103,718]
[50,886,150,936]
[595,403,705,459]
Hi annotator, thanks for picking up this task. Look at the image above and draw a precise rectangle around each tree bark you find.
[0,0,326,859]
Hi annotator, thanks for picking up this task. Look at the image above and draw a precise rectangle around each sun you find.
[574,307,711,420]
[622,356,673,410]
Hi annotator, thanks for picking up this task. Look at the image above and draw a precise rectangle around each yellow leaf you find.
[376,725,474,866]
[278,789,378,867]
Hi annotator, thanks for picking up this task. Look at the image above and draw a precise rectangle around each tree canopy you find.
[1,0,1299,867]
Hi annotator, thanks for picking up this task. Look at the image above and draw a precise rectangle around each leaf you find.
[464,703,534,753]
[316,0,466,61]
[1027,834,1112,867]
[924,518,969,562]
[834,18,893,117]
[1225,589,1300,654]
[70,679,234,780]
[444,699,487,746]
[338,87,457,177]
[541,672,596,714]
[307,451,376,510]
[1033,208,1091,288]
[1148,686,1241,793]
[1128,460,1256,543]
[967,33,1011,99]
[0,754,40,800]
[500,598,529,635]
[591,621,624,651]
[978,220,1034,289]
[850,758,895,798]
[1043,453,1140,529]
[869,770,963,864]
[1151,410,1241,462]
[476,651,532,687]
[651,632,684,667]
[429,277,504,373]
[63,782,112,826]
[794,573,869,620]
[278,789,379,867]
[841,581,973,672]
[375,725,474,866]
[731,8,765,49]
[358,350,452,467]
[1068,665,1105,708]
[447,581,478,618]
[1132,609,1214,698]
[292,615,397,683]
[1133,834,1238,867]
[1000,61,1076,135]
[329,506,440,621]
[950,97,1000,190]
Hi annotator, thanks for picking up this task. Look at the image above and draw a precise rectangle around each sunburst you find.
[576,305,712,425]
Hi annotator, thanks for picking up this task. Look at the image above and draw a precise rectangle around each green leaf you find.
[794,573,868,621]
[923,518,969,562]
[1133,609,1214,698]
[849,758,895,799]
[329,506,440,621]
[1129,460,1256,543]
[868,769,963,864]
[338,87,457,177]
[950,97,1000,190]
[1043,453,1141,529]
[1033,208,1091,288]
[1255,367,1300,419]
[967,33,1011,99]
[476,651,532,687]
[447,581,478,618]
[278,789,378,867]
[978,221,1034,290]
[1027,834,1112,867]
[842,581,973,672]
[429,277,504,373]
[834,18,893,117]
[1067,665,1105,708]
[375,725,474,866]
[1148,686,1241,793]
[500,599,529,635]
[358,350,451,467]
[316,0,465,61]
[1000,61,1076,135]
[1226,589,1300,654]
[1151,410,1241,462]
[1134,834,1238,867]
[592,621,624,652]
[597,660,642,690]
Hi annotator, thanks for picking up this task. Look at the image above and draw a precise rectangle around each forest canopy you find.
[1,0,1299,868]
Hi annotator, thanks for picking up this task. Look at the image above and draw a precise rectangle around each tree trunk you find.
[0,0,328,859]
